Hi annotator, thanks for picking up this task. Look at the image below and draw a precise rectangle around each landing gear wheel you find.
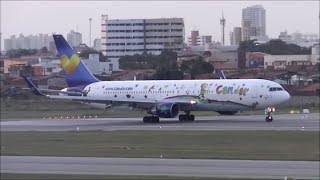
[265,116,273,122]
[179,114,186,121]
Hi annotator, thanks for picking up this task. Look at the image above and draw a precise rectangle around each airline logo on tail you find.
[53,34,99,87]
[60,54,80,74]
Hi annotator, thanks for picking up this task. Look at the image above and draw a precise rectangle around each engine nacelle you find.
[151,103,180,118]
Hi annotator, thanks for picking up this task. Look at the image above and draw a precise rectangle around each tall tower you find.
[220,11,226,46]
[89,18,92,47]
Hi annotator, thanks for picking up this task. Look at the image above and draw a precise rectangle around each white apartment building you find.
[230,27,242,45]
[101,15,184,70]
[4,34,53,51]
[264,44,320,69]
[82,54,113,76]
[67,30,82,47]
[264,55,319,69]
[93,38,101,51]
[278,31,319,47]
[242,5,266,41]
[38,58,62,75]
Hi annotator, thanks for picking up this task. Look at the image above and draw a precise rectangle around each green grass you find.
[0,96,149,119]
[0,174,265,180]
[1,130,319,161]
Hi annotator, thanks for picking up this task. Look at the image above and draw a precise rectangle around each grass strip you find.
[1,130,319,161]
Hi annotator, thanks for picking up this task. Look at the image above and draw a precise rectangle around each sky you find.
[1,1,319,50]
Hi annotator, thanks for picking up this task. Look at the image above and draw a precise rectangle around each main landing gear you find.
[143,116,159,123]
[179,111,195,121]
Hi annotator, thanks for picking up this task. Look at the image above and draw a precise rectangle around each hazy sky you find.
[1,1,319,49]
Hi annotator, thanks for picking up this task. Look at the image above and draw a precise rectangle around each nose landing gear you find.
[265,116,273,122]
[265,107,275,122]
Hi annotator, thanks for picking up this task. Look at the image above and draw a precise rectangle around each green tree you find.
[238,39,311,55]
[6,49,37,58]
[153,67,183,80]
[40,46,48,53]
[180,56,214,79]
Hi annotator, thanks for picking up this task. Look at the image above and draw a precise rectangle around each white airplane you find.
[24,35,290,123]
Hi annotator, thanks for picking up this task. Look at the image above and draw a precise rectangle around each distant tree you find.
[238,39,311,55]
[40,47,48,53]
[98,52,110,62]
[180,56,214,79]
[5,49,37,58]
[20,64,33,77]
[78,48,99,58]
[153,67,183,80]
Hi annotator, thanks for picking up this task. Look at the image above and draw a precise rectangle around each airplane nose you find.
[284,91,290,102]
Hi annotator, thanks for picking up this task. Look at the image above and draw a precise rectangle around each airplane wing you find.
[46,94,199,111]
[22,76,82,96]
[22,87,82,96]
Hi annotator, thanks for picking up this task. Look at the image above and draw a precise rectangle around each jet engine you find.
[150,103,180,118]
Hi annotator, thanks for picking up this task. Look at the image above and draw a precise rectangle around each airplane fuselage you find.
[83,79,290,113]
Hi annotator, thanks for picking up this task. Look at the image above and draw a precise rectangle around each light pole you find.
[89,18,92,47]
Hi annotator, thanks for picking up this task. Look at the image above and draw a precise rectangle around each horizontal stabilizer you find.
[22,76,45,96]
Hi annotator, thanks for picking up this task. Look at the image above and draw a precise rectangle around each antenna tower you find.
[220,11,226,46]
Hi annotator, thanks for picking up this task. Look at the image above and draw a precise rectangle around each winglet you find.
[215,69,226,79]
[22,76,45,96]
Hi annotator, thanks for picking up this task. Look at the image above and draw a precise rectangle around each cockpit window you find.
[269,87,284,92]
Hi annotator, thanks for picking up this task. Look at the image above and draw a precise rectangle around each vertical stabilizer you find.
[53,34,99,87]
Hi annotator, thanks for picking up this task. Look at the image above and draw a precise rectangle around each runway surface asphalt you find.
[1,156,319,179]
[1,113,319,131]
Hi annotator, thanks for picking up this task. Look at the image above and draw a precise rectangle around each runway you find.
[1,156,319,179]
[1,113,319,131]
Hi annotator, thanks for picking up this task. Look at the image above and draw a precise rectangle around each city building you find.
[93,38,101,51]
[246,52,268,68]
[101,15,185,71]
[230,27,242,45]
[187,31,212,46]
[67,30,82,47]
[206,45,239,69]
[82,54,113,76]
[4,34,53,51]
[37,57,62,76]
[241,5,266,41]
[264,55,319,70]
[264,43,319,70]
[189,30,199,46]
[3,59,28,74]
[278,31,319,47]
